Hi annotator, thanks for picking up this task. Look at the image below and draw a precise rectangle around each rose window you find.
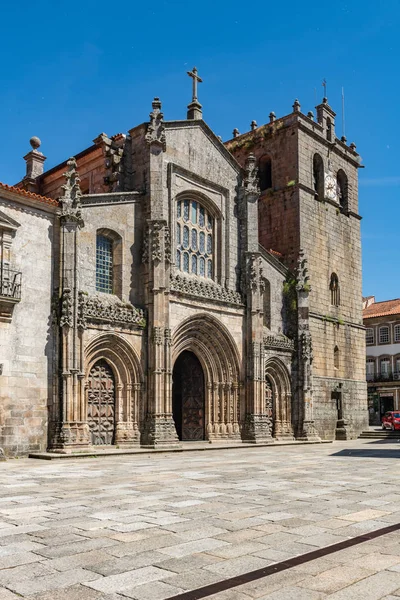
[176,200,213,278]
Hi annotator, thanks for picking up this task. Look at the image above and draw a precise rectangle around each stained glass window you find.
[199,232,205,253]
[192,255,197,274]
[96,235,113,294]
[176,199,214,278]
[183,226,189,249]
[199,257,205,276]
[191,229,197,250]
[183,200,190,222]
[183,252,189,272]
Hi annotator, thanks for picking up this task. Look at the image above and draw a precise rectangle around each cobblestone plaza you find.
[1,440,400,599]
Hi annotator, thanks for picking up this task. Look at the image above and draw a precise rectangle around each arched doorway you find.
[265,358,294,440]
[87,359,116,445]
[172,351,205,441]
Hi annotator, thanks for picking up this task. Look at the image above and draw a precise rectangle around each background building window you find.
[176,199,213,278]
[394,325,400,342]
[330,273,340,306]
[379,326,390,344]
[96,234,113,294]
[366,359,375,381]
[380,358,390,378]
[366,328,374,345]
[259,155,272,191]
[313,154,324,199]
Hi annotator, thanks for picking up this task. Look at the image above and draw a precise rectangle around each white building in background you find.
[363,296,400,424]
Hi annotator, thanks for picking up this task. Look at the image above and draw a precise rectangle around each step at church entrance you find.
[172,351,205,441]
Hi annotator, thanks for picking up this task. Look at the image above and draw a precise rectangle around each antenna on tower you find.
[342,87,346,138]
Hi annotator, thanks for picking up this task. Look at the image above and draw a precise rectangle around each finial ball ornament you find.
[30,136,41,150]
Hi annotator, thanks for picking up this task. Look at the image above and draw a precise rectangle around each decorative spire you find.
[250,120,257,131]
[23,136,46,189]
[232,128,240,138]
[296,249,311,292]
[269,112,276,123]
[59,158,83,227]
[307,111,314,121]
[243,153,260,197]
[145,98,166,151]
[187,67,203,120]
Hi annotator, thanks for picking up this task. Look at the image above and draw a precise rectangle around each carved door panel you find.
[173,351,205,441]
[87,360,115,445]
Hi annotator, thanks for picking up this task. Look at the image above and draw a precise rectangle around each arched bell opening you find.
[172,350,205,441]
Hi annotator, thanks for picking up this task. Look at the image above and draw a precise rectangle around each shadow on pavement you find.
[331,448,400,458]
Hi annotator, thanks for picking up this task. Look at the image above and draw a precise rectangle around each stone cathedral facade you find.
[0,75,368,456]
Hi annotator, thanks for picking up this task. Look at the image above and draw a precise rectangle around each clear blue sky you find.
[0,0,398,301]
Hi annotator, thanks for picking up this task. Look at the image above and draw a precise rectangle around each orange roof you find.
[363,298,400,319]
[0,182,58,207]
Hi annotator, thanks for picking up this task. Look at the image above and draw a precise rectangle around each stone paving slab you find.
[1,439,400,598]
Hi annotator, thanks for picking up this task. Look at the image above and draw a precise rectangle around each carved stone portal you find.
[87,360,116,445]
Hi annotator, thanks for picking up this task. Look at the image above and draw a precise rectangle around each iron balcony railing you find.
[0,268,22,301]
[367,371,400,383]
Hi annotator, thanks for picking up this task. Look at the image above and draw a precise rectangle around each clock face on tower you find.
[324,173,337,201]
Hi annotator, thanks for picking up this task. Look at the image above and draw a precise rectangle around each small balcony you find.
[0,268,22,321]
[367,371,400,383]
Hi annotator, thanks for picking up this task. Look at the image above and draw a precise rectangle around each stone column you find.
[141,99,179,447]
[295,250,320,442]
[49,158,90,451]
[239,155,273,443]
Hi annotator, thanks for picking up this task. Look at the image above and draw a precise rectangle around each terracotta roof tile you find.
[269,248,283,257]
[363,298,400,319]
[0,182,58,207]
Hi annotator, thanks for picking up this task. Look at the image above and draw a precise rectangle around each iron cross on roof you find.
[187,67,203,102]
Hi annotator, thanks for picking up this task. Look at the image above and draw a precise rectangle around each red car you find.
[382,411,400,430]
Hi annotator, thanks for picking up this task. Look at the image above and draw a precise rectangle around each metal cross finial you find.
[322,78,327,98]
[187,67,203,102]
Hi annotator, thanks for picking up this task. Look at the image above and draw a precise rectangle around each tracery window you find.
[176,199,213,278]
[96,234,113,293]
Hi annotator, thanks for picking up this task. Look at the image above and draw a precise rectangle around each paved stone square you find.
[1,439,400,599]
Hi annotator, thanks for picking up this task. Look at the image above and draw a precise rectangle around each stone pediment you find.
[0,210,20,232]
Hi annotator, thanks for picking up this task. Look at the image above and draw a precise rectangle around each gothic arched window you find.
[96,234,113,293]
[176,199,213,279]
[330,273,340,306]
[337,169,348,212]
[334,346,339,370]
[259,155,272,191]
[313,154,324,199]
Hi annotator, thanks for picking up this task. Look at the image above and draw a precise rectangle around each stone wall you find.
[0,196,57,456]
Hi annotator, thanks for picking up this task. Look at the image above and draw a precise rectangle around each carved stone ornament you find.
[300,331,313,363]
[243,153,260,197]
[93,133,125,191]
[59,288,73,328]
[79,293,146,328]
[152,326,163,345]
[142,220,170,264]
[248,254,264,292]
[170,273,243,306]
[264,333,295,351]
[145,98,166,151]
[59,158,84,227]
[296,248,311,292]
